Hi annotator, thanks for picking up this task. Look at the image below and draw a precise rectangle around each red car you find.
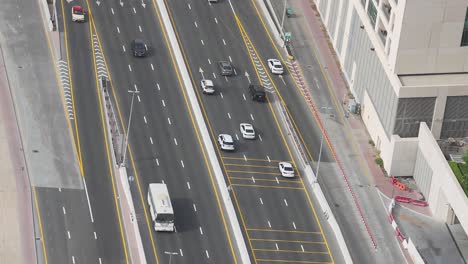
[72,6,85,22]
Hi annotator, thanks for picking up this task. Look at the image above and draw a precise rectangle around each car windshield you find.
[224,141,233,145]
[284,166,293,172]
[156,213,174,222]
[73,8,83,15]
[223,64,231,70]
[135,42,145,49]
[245,128,254,133]
[274,64,282,69]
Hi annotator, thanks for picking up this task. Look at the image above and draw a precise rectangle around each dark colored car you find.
[131,39,148,57]
[218,61,233,76]
[249,84,266,102]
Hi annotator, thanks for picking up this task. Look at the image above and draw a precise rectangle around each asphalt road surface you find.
[87,0,241,263]
[163,0,343,263]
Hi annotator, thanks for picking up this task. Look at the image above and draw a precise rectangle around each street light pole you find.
[121,89,140,167]
[315,107,333,183]
[164,251,178,264]
[280,0,287,46]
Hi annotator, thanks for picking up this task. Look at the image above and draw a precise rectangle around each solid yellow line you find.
[235,15,335,262]
[225,163,277,169]
[87,13,129,263]
[232,184,304,190]
[152,1,239,263]
[59,0,84,174]
[87,15,159,263]
[257,259,331,264]
[162,4,256,262]
[250,238,325,244]
[227,170,280,175]
[32,187,48,263]
[247,228,320,234]
[222,156,288,163]
[229,177,299,183]
[254,248,329,254]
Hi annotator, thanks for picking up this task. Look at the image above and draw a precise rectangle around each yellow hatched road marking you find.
[227,170,280,175]
[222,156,290,163]
[254,248,329,254]
[257,259,332,263]
[225,163,277,169]
[229,177,300,183]
[247,228,321,234]
[232,184,304,190]
[233,13,334,262]
[250,238,325,244]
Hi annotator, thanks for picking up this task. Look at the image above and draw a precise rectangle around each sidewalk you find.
[0,47,36,264]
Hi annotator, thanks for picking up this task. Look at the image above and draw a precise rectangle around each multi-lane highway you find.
[54,0,129,262]
[86,0,241,263]
[163,0,342,263]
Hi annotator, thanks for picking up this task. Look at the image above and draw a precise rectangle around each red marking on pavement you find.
[288,58,378,249]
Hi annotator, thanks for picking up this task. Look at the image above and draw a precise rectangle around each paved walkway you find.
[0,47,36,264]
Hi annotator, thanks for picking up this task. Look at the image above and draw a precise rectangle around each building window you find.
[367,1,378,28]
[461,8,468,46]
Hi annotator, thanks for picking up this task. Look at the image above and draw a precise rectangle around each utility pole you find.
[121,89,140,167]
[315,107,333,183]
[280,0,288,46]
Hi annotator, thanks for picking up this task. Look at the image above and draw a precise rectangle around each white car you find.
[201,79,215,94]
[279,162,295,178]
[240,123,255,139]
[267,59,284,74]
[218,134,235,151]
[72,6,85,22]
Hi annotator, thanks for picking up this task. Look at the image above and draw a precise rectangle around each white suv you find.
[218,134,235,151]
[279,162,295,178]
[268,59,284,74]
[240,123,255,139]
[201,79,215,94]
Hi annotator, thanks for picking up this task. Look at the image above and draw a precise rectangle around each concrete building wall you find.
[417,123,468,232]
[342,7,398,137]
[393,0,468,75]
[413,147,434,197]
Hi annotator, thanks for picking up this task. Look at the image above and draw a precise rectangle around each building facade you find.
[314,0,468,175]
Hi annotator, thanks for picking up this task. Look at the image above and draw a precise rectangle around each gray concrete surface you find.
[448,224,468,263]
[0,46,36,264]
[391,201,465,264]
[0,0,81,189]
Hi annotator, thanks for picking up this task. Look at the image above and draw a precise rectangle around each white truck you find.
[147,183,174,232]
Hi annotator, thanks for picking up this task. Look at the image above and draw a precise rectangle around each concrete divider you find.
[154,0,251,262]
[99,78,147,264]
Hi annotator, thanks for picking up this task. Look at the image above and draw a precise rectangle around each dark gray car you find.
[131,39,148,57]
[218,61,233,76]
